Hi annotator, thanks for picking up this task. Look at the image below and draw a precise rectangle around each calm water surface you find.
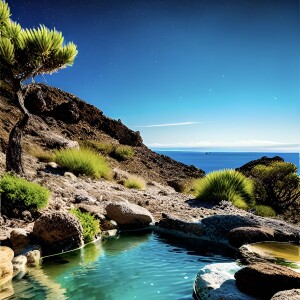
[9,232,233,300]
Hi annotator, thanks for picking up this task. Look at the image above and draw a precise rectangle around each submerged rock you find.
[32,212,84,255]
[105,201,154,229]
[235,262,300,299]
[194,262,256,300]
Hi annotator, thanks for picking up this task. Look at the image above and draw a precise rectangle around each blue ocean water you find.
[155,151,300,174]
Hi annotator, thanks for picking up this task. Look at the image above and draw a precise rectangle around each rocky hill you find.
[0,83,204,186]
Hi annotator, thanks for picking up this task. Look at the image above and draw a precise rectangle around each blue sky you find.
[10,0,299,152]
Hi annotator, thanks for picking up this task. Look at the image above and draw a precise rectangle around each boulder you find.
[105,201,154,228]
[194,262,256,300]
[0,261,13,287]
[39,131,79,150]
[228,226,274,248]
[158,214,205,236]
[201,215,259,241]
[271,289,300,300]
[0,247,14,264]
[9,228,30,254]
[235,263,300,299]
[32,212,84,255]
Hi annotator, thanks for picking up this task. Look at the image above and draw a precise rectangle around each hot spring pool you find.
[8,231,234,300]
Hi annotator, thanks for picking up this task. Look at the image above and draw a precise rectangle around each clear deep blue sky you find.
[10,0,299,152]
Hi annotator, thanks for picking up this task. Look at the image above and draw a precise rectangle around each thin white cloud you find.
[135,121,204,128]
[147,140,299,152]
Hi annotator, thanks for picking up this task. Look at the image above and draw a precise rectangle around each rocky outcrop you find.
[157,214,205,236]
[228,226,274,248]
[105,201,154,229]
[194,262,256,300]
[32,212,84,255]
[271,289,300,300]
[236,156,284,176]
[0,246,14,287]
[235,263,300,299]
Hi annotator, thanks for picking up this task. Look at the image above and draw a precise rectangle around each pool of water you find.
[8,231,234,300]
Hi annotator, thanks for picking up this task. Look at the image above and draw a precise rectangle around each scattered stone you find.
[46,162,58,168]
[64,172,77,180]
[271,289,300,300]
[235,263,300,299]
[228,226,274,248]
[12,255,27,279]
[100,219,118,231]
[102,229,118,239]
[25,250,41,267]
[32,212,84,255]
[194,262,256,300]
[21,210,33,222]
[74,194,97,204]
[105,201,154,229]
[158,214,205,236]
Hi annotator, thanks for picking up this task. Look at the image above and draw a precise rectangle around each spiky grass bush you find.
[124,176,146,190]
[113,145,135,161]
[80,140,115,155]
[28,145,55,162]
[70,208,100,243]
[0,173,50,212]
[55,148,111,179]
[254,205,277,217]
[193,169,255,208]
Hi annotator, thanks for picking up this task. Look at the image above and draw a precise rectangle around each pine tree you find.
[0,1,78,174]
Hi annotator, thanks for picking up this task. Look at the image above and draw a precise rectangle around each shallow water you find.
[8,231,233,300]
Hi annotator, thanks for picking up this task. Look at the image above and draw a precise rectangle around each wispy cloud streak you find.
[135,121,204,128]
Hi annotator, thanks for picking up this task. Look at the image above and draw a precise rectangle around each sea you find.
[154,151,300,175]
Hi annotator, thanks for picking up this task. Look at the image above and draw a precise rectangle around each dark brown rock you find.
[228,226,274,248]
[271,289,300,300]
[9,229,30,254]
[32,212,84,255]
[235,263,300,299]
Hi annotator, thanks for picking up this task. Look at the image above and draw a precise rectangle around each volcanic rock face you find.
[32,212,84,255]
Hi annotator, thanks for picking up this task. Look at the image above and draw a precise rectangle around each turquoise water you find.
[9,232,233,300]
[155,151,300,174]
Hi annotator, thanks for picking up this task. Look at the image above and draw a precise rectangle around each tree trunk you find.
[6,88,30,175]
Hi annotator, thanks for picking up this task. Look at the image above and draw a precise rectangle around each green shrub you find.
[124,176,146,190]
[0,173,50,213]
[70,208,100,243]
[113,145,134,161]
[253,205,277,217]
[80,140,114,155]
[193,169,255,209]
[55,148,111,179]
[29,146,55,162]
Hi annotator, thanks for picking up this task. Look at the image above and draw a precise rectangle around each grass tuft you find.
[193,169,255,209]
[124,176,146,190]
[0,173,50,212]
[28,145,55,162]
[55,148,111,179]
[113,145,134,161]
[254,205,277,217]
[70,208,101,243]
[79,140,115,155]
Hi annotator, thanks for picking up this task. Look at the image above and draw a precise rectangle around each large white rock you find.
[105,201,154,228]
[194,262,257,300]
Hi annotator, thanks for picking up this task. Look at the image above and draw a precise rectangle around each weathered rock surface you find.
[158,213,205,236]
[194,262,256,300]
[228,226,274,248]
[0,248,13,288]
[32,212,84,255]
[25,250,41,267]
[271,289,300,300]
[105,201,154,228]
[235,263,300,299]
[9,228,30,254]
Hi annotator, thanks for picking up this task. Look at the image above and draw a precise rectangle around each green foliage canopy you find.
[0,0,77,82]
